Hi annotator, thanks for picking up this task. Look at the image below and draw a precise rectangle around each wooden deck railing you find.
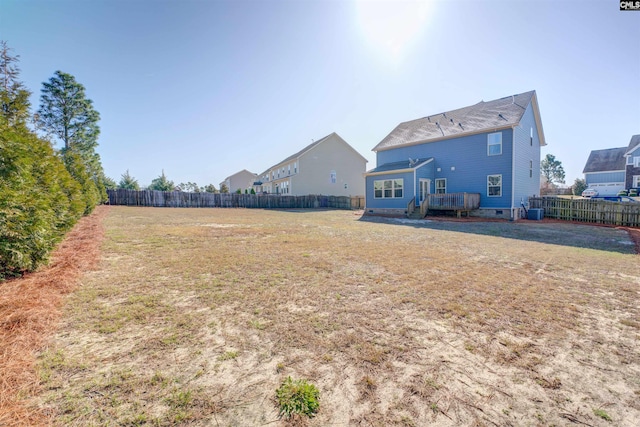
[426,193,481,211]
[407,197,416,216]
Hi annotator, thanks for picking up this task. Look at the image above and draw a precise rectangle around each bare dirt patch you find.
[0,206,107,427]
[25,208,640,426]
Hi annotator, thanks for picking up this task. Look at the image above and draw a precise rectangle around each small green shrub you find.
[275,376,320,418]
[593,408,612,422]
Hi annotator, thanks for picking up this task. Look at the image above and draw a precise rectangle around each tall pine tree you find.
[38,71,107,204]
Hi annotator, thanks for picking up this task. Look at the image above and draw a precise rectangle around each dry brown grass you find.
[13,207,640,426]
[0,206,107,427]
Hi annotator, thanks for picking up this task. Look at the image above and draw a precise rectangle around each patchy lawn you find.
[24,208,640,425]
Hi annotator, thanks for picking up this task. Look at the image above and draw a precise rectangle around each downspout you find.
[414,167,417,204]
[511,127,516,220]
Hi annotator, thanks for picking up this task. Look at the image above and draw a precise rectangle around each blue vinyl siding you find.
[513,103,541,208]
[375,130,513,208]
[365,171,414,209]
[586,171,625,184]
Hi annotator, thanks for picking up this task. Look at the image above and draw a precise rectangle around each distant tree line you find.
[0,41,106,279]
[107,168,225,193]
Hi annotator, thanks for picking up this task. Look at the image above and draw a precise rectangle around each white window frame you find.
[435,178,446,194]
[294,162,298,173]
[373,179,403,199]
[627,156,633,165]
[487,174,502,197]
[633,176,640,187]
[488,132,502,156]
[634,157,640,167]
[330,170,337,184]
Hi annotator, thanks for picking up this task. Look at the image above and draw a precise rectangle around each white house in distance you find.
[220,169,257,193]
[254,132,367,196]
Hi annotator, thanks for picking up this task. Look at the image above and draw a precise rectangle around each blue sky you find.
[1,0,638,188]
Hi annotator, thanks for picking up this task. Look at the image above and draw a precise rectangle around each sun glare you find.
[355,0,432,62]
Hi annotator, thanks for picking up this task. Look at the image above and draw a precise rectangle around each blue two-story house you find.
[364,90,546,219]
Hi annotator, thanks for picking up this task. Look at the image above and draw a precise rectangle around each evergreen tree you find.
[102,176,117,190]
[220,183,229,193]
[118,170,140,190]
[148,170,175,191]
[38,71,106,204]
[38,71,100,153]
[0,42,85,278]
[203,184,218,193]
[0,41,31,127]
[572,178,587,196]
[541,154,566,186]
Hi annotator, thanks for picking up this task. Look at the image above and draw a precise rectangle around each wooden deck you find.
[420,193,481,217]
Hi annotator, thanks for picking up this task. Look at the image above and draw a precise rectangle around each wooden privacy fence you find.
[107,190,365,210]
[529,197,640,227]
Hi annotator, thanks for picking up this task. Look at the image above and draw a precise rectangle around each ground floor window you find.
[435,178,446,194]
[374,179,403,198]
[633,175,640,187]
[487,174,502,197]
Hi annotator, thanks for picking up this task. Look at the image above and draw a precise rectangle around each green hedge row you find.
[0,125,92,280]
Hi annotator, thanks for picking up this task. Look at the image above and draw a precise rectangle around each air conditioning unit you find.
[528,208,544,220]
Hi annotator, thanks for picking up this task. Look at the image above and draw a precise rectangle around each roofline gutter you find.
[583,169,626,174]
[364,168,414,177]
[364,158,433,178]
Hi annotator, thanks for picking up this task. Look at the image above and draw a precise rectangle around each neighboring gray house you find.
[220,169,257,193]
[582,148,626,196]
[254,132,367,196]
[583,134,640,195]
[364,90,545,219]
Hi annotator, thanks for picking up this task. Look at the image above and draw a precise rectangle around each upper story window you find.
[530,128,533,146]
[529,160,533,178]
[488,132,502,156]
[634,157,640,167]
[294,162,297,173]
[487,174,502,197]
[330,170,337,184]
[435,178,446,194]
[288,165,291,175]
[374,179,403,198]
[627,156,633,165]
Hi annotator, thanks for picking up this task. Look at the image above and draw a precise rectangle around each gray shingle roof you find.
[583,147,627,173]
[366,158,433,174]
[626,134,640,153]
[373,91,536,152]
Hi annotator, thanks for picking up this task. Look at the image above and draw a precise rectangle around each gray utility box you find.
[527,208,544,220]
